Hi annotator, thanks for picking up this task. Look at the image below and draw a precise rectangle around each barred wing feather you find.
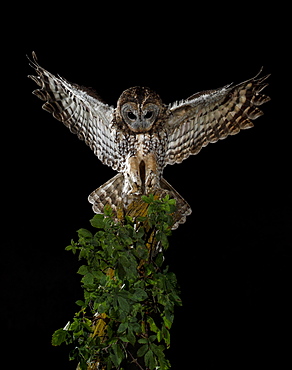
[28,52,121,171]
[166,70,270,165]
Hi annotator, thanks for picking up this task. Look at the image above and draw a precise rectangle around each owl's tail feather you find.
[88,173,125,215]
[88,174,192,229]
[160,178,192,229]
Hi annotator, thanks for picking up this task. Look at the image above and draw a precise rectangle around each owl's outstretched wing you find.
[28,52,121,171]
[165,70,270,165]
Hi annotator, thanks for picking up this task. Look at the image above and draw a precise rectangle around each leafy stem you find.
[52,194,181,370]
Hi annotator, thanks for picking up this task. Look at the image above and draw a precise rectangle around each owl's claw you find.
[129,182,142,195]
[145,171,160,194]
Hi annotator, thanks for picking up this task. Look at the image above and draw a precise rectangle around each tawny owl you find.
[28,52,270,229]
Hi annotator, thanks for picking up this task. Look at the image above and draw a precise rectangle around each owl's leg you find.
[125,155,142,195]
[144,153,160,194]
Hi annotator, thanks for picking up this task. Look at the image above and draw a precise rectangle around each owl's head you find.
[115,86,165,133]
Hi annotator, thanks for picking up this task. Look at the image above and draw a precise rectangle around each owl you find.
[28,52,270,229]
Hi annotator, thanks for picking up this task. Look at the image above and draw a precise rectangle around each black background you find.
[3,4,291,369]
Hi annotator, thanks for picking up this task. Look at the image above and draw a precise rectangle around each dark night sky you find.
[3,4,291,369]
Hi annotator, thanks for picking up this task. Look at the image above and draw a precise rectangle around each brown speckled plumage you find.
[28,52,270,229]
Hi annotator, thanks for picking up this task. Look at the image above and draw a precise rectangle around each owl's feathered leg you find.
[144,153,160,194]
[124,156,143,195]
[124,153,162,196]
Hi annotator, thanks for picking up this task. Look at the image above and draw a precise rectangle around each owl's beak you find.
[130,118,153,133]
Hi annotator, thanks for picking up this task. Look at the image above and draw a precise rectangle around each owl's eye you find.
[144,111,153,119]
[127,111,137,120]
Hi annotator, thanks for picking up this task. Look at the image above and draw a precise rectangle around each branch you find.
[126,349,145,370]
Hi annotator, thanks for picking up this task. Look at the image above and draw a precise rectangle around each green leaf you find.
[129,321,141,333]
[109,349,120,368]
[135,243,149,259]
[117,322,128,333]
[136,227,145,238]
[127,328,136,346]
[90,214,105,229]
[92,269,106,285]
[111,342,124,367]
[77,228,92,239]
[106,358,113,370]
[52,328,69,346]
[147,316,159,333]
[78,359,88,370]
[162,316,172,330]
[119,335,130,343]
[137,344,148,357]
[82,272,94,285]
[144,349,155,369]
[162,325,171,347]
[157,330,162,342]
[81,317,93,332]
[156,231,169,248]
[155,252,164,267]
[142,194,154,203]
[77,265,88,275]
[138,338,148,344]
[151,344,170,369]
[118,295,130,313]
[148,335,157,343]
[131,288,148,302]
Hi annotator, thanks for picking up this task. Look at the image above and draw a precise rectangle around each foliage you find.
[52,195,182,370]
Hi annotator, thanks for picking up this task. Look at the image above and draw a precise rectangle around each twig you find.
[126,349,145,370]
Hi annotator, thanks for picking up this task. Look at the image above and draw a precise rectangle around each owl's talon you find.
[129,183,142,195]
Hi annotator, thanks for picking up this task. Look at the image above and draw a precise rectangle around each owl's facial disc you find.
[121,103,160,132]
